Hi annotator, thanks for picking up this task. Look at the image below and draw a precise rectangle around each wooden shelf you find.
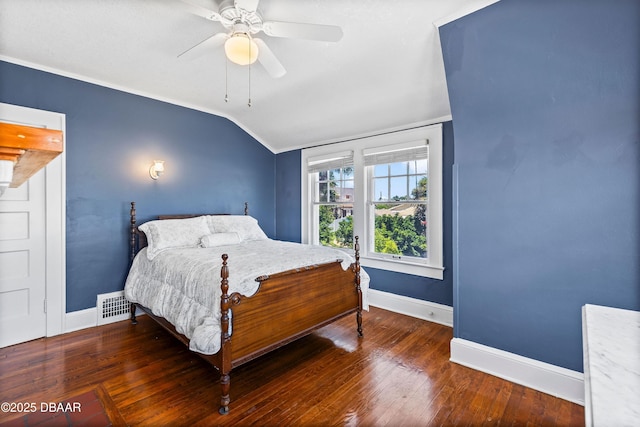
[0,121,63,187]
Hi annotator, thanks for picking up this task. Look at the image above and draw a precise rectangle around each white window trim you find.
[301,124,444,280]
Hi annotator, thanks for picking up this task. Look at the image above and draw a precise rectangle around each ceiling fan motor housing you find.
[218,0,263,34]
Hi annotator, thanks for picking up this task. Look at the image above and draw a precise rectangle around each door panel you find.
[0,170,46,347]
[0,135,47,348]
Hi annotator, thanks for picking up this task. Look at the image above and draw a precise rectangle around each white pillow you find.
[207,215,268,241]
[199,232,241,248]
[139,216,209,260]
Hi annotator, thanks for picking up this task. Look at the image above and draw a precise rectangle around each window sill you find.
[360,255,444,280]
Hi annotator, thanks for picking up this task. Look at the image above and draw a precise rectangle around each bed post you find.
[244,202,248,215]
[129,202,138,325]
[355,236,363,337]
[219,254,232,415]
[129,201,137,264]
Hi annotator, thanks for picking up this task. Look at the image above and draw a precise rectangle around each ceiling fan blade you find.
[262,21,343,42]
[178,32,228,60]
[254,38,286,78]
[179,0,222,21]
[234,0,260,13]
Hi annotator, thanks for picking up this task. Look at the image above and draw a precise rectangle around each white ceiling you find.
[0,0,496,153]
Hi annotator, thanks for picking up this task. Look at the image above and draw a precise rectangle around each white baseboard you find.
[450,337,585,405]
[64,306,143,333]
[367,289,453,327]
[64,307,97,333]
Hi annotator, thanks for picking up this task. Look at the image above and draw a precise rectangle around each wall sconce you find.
[149,160,165,180]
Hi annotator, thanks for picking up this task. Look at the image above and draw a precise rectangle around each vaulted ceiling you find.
[0,0,497,153]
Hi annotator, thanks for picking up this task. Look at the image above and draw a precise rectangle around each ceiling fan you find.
[178,0,343,78]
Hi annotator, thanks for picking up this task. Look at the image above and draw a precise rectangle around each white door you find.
[0,103,65,348]
[0,168,46,346]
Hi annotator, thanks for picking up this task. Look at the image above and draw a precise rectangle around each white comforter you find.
[124,239,369,355]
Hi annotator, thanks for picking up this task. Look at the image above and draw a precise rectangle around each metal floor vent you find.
[97,291,130,325]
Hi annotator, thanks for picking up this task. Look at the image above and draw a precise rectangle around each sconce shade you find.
[149,160,165,180]
[0,159,14,197]
[224,33,259,65]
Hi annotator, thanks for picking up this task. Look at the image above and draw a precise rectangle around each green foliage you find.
[374,228,400,254]
[374,211,426,257]
[318,205,335,246]
[336,215,353,246]
[318,205,352,249]
[412,177,427,236]
[319,207,426,256]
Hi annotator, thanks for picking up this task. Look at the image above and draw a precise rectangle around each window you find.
[308,151,354,249]
[302,124,443,279]
[365,142,429,262]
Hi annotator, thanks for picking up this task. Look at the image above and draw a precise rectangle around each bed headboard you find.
[129,201,249,264]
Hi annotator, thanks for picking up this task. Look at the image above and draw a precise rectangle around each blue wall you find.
[274,121,456,306]
[440,0,640,371]
[275,150,301,243]
[0,61,276,313]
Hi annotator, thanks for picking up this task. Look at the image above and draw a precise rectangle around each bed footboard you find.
[216,238,362,415]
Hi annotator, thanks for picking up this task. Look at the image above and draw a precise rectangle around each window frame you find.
[311,168,355,249]
[301,124,444,280]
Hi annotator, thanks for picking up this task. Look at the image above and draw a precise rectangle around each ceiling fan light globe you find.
[224,33,259,65]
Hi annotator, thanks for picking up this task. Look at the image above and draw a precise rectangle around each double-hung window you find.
[364,141,429,262]
[307,151,354,249]
[302,124,443,279]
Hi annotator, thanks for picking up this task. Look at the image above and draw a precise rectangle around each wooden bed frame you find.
[127,202,363,415]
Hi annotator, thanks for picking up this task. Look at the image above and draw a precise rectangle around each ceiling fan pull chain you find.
[248,41,252,107]
[225,56,229,103]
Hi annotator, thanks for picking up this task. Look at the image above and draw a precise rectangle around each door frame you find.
[0,102,65,338]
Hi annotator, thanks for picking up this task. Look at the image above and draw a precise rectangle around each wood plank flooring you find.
[0,307,584,426]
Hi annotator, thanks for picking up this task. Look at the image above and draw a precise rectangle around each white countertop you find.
[582,304,640,427]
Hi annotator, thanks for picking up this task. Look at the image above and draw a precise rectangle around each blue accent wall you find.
[440,0,640,371]
[274,121,456,306]
[0,61,275,313]
[275,150,301,242]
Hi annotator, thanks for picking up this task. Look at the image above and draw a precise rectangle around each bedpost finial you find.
[221,254,229,283]
[130,201,138,264]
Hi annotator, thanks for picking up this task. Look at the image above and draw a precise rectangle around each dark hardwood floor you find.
[0,307,584,426]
